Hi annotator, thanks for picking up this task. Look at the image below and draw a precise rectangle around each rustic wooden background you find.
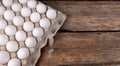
[36,1,120,66]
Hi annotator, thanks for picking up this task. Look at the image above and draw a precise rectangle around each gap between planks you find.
[37,32,120,66]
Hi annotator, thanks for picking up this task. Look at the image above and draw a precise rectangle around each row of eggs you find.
[0,48,29,66]
[0,8,56,28]
[0,0,57,20]
[0,18,49,36]
[2,8,57,21]
[0,34,37,49]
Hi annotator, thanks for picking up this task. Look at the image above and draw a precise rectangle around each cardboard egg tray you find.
[0,0,66,66]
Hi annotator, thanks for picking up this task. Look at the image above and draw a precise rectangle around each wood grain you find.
[37,32,120,66]
[36,1,120,66]
[42,1,120,31]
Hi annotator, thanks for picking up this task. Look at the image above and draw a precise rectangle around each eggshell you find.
[30,12,41,23]
[5,25,17,36]
[0,34,8,45]
[12,3,22,12]
[27,0,37,9]
[15,31,26,41]
[8,58,21,66]
[17,48,30,59]
[4,10,15,21]
[0,19,7,29]
[19,0,28,4]
[0,51,10,64]
[33,27,44,37]
[21,7,31,17]
[25,37,36,48]
[36,3,46,14]
[46,9,57,19]
[2,0,13,7]
[6,41,18,52]
[23,21,34,32]
[40,18,50,28]
[0,6,5,15]
[13,16,24,26]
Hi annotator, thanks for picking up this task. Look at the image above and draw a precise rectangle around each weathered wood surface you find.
[37,1,120,66]
[37,32,120,66]
[42,1,120,31]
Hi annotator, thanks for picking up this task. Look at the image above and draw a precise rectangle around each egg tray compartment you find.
[26,11,66,66]
[0,0,66,66]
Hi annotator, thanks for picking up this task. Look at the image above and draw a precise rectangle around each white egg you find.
[5,25,17,36]
[21,7,31,17]
[36,3,46,14]
[13,16,24,26]
[19,0,28,4]
[6,41,18,52]
[46,9,57,19]
[0,6,5,15]
[0,34,8,45]
[0,19,7,29]
[0,51,10,64]
[25,37,36,48]
[15,31,26,41]
[8,58,21,66]
[4,10,15,21]
[30,12,41,23]
[17,48,29,59]
[27,0,37,9]
[12,3,22,12]
[23,21,34,32]
[2,0,13,7]
[40,18,51,28]
[33,27,44,37]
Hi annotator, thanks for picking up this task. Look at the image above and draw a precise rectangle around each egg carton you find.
[0,0,66,66]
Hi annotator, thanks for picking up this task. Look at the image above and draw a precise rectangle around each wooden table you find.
[36,1,120,66]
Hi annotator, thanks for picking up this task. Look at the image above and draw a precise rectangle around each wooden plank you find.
[37,32,120,66]
[41,1,120,31]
